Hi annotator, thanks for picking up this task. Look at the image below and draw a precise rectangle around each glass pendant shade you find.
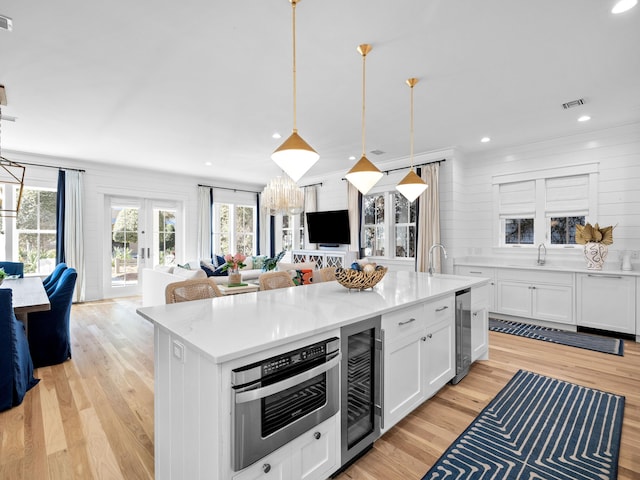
[345,155,383,195]
[271,131,319,182]
[261,174,304,216]
[396,168,428,202]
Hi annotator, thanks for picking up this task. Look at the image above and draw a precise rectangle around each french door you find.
[106,196,179,298]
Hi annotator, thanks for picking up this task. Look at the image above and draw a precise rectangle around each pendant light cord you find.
[410,82,414,169]
[360,46,369,157]
[291,0,298,133]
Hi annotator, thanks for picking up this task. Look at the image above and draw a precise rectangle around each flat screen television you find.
[306,210,351,246]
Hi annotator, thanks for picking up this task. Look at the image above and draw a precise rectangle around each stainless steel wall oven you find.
[231,337,341,471]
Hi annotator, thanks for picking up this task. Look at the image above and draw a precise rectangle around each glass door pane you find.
[154,208,176,267]
[110,204,140,288]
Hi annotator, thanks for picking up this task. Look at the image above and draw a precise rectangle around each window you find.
[362,191,417,259]
[213,203,256,255]
[156,209,176,266]
[363,193,385,257]
[493,164,598,248]
[394,193,416,258]
[281,215,293,251]
[15,187,57,274]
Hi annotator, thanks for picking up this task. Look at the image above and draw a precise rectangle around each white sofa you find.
[141,260,319,307]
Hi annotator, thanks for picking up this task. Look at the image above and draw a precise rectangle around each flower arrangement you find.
[222,253,246,272]
[575,223,614,245]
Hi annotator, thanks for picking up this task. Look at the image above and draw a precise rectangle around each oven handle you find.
[234,353,342,404]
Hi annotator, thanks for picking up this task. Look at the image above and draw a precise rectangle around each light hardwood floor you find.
[1,297,639,479]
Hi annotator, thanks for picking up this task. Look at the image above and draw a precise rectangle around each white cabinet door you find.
[497,280,532,317]
[532,284,574,324]
[577,274,636,334]
[471,307,488,362]
[383,331,425,431]
[291,416,338,480]
[423,318,455,399]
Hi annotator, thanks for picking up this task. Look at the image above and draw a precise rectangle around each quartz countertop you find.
[455,257,640,277]
[136,271,489,364]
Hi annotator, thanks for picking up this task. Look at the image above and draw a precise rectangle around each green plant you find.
[0,268,6,280]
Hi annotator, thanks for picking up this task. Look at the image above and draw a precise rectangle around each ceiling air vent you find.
[562,98,584,109]
[0,15,13,31]
[370,149,385,156]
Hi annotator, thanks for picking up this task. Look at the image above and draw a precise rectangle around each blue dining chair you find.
[27,268,77,368]
[0,289,40,412]
[43,263,68,295]
[0,261,24,278]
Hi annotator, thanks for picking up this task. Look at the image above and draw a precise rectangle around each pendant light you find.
[271,0,319,183]
[345,44,383,195]
[396,78,428,202]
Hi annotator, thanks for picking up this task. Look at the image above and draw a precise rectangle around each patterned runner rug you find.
[422,370,625,480]
[489,318,624,356]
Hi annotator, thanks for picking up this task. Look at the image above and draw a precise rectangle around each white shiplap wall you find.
[450,122,640,262]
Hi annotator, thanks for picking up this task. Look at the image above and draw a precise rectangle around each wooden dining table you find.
[0,277,51,331]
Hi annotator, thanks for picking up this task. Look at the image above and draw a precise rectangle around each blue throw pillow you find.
[212,265,228,277]
[211,255,226,268]
[200,261,217,277]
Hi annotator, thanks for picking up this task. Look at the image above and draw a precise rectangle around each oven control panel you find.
[232,337,340,386]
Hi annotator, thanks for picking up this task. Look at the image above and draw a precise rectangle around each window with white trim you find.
[213,203,256,255]
[362,191,417,259]
[493,164,597,247]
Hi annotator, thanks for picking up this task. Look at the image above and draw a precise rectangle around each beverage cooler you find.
[338,316,382,471]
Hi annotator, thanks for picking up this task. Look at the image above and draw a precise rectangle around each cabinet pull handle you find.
[427,333,433,339]
[263,463,271,473]
[398,318,416,326]
[587,274,623,279]
[490,282,495,286]
[469,271,483,274]
[473,312,478,317]
[435,306,448,312]
[421,336,427,341]
[314,431,321,440]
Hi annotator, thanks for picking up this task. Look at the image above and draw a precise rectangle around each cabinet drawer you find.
[382,304,424,340]
[424,295,455,328]
[497,268,573,285]
[455,266,496,280]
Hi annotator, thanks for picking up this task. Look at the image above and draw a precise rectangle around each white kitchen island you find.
[136,271,490,480]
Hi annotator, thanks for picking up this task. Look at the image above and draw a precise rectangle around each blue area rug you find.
[489,318,624,356]
[422,370,625,480]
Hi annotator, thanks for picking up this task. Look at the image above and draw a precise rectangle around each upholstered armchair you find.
[0,290,39,411]
[0,261,24,278]
[43,262,67,294]
[27,268,77,368]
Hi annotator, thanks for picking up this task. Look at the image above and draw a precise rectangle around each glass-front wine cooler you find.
[338,315,382,471]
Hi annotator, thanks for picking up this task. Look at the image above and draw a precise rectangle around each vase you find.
[583,242,608,270]
[228,268,242,285]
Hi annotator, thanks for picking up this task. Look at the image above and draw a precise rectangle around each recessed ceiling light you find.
[272,132,282,139]
[348,155,356,161]
[205,161,212,166]
[578,115,591,122]
[612,0,637,14]
[481,137,491,143]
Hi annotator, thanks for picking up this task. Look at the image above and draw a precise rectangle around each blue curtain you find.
[55,170,66,263]
[209,187,214,260]
[269,216,275,257]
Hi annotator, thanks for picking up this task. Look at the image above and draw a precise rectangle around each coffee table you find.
[217,283,260,296]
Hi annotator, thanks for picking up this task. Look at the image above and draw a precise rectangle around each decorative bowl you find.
[335,266,387,291]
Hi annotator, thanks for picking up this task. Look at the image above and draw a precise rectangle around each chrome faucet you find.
[428,244,448,276]
[537,243,546,265]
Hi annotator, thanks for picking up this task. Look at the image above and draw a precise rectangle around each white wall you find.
[450,122,640,263]
[8,151,265,301]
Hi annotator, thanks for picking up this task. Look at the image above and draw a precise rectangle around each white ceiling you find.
[1,1,639,187]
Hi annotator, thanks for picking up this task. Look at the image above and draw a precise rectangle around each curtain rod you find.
[198,183,261,194]
[11,160,86,173]
[383,158,446,175]
[300,181,323,188]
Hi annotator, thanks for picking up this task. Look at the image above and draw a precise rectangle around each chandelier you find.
[261,175,304,216]
[0,85,26,218]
